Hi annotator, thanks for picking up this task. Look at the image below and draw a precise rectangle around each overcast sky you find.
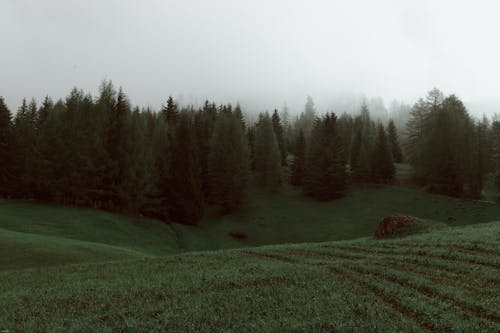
[1,0,500,116]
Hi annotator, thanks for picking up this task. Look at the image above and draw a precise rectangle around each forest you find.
[0,83,497,224]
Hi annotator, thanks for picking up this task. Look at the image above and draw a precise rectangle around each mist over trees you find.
[0,83,495,224]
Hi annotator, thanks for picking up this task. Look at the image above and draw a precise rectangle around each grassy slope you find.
[2,177,500,269]
[1,221,499,332]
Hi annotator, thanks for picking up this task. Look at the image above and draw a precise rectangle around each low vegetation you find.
[1,221,498,332]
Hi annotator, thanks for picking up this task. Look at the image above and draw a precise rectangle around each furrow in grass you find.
[241,251,300,264]
[334,263,500,332]
[279,247,500,286]
[327,265,434,333]
[326,244,500,270]
[372,261,499,310]
[346,263,500,325]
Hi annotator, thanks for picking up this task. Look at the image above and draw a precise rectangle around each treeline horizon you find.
[0,82,498,224]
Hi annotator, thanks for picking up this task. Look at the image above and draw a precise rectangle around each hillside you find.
[2,172,500,270]
[1,221,499,332]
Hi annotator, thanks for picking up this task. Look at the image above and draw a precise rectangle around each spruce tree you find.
[304,113,347,200]
[0,97,17,196]
[272,109,287,165]
[162,96,178,125]
[208,111,250,212]
[371,124,395,183]
[387,119,403,163]
[254,113,281,189]
[350,129,371,182]
[290,129,305,186]
[167,111,204,224]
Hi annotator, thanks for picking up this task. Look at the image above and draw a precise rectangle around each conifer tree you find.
[304,113,347,200]
[167,111,204,224]
[0,97,17,196]
[371,124,395,183]
[272,109,287,165]
[162,96,178,125]
[254,113,281,189]
[387,119,403,163]
[290,129,305,186]
[350,129,371,182]
[208,111,250,212]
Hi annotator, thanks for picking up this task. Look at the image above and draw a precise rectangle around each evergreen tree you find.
[162,96,178,125]
[371,124,395,183]
[14,98,38,196]
[167,111,204,224]
[103,87,131,209]
[387,119,403,163]
[0,97,17,196]
[254,113,281,189]
[272,109,287,165]
[304,113,347,200]
[208,111,250,212]
[290,129,306,186]
[350,129,371,182]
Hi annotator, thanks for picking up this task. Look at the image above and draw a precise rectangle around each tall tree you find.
[371,124,395,183]
[272,109,287,165]
[254,113,281,189]
[161,96,178,125]
[290,129,306,186]
[387,119,403,163]
[208,111,250,212]
[167,111,204,224]
[304,113,347,200]
[0,97,17,195]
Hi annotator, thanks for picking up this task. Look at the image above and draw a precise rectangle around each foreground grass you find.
[1,221,499,332]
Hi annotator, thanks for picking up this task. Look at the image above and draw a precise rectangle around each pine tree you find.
[371,124,395,183]
[208,111,250,212]
[0,97,17,196]
[162,96,178,125]
[14,98,38,196]
[350,129,371,182]
[304,113,347,200]
[167,111,204,224]
[387,119,403,163]
[290,129,305,186]
[272,109,287,166]
[254,113,281,189]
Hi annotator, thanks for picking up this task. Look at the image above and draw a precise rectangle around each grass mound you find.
[374,214,447,238]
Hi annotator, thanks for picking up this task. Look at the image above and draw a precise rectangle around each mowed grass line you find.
[2,222,499,332]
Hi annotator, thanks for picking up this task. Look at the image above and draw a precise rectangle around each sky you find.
[1,0,500,116]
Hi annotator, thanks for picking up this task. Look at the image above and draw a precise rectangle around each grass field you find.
[2,171,500,270]
[1,221,499,332]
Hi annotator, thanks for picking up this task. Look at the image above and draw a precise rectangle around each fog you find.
[1,0,500,116]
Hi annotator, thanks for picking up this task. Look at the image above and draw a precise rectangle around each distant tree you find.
[272,109,287,165]
[350,129,371,182]
[0,97,17,196]
[208,111,250,212]
[167,112,204,224]
[290,129,306,186]
[493,119,500,190]
[296,96,316,139]
[371,124,395,183]
[102,87,131,209]
[14,98,38,196]
[161,96,178,125]
[387,119,403,163]
[254,113,281,189]
[304,113,347,200]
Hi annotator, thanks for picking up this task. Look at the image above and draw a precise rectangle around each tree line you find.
[0,83,496,224]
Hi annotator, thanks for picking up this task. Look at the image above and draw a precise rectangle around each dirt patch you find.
[374,214,415,238]
[229,231,248,240]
